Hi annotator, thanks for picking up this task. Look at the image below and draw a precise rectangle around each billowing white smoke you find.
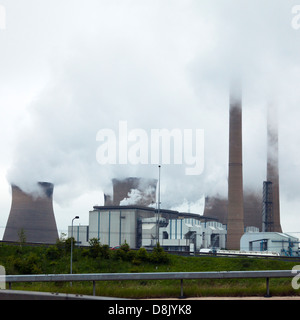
[170,197,205,215]
[119,186,156,207]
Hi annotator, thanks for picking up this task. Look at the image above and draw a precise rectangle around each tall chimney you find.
[227,80,244,250]
[3,182,59,243]
[266,103,282,232]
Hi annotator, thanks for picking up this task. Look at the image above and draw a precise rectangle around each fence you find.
[5,270,300,298]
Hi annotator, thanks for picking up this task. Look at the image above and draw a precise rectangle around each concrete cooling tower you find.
[204,192,262,230]
[3,182,59,244]
[104,177,157,206]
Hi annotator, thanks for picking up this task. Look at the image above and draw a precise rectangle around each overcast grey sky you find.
[1,0,300,238]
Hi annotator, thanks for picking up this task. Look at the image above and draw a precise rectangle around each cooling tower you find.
[266,104,282,232]
[204,192,262,230]
[3,182,59,244]
[104,177,157,206]
[227,81,244,250]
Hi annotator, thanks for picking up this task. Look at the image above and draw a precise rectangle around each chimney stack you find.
[266,103,282,232]
[227,80,244,249]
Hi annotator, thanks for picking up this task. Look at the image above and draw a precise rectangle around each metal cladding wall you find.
[227,83,244,250]
[266,104,282,233]
[3,182,59,244]
[89,208,138,248]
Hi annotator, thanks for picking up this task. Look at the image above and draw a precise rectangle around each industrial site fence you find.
[5,270,300,298]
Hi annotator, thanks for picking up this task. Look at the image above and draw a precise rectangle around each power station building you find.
[68,205,226,252]
[240,232,299,257]
[156,219,226,252]
[68,177,228,251]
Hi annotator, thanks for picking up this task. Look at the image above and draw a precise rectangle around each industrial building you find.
[157,219,226,252]
[68,205,226,252]
[240,232,299,257]
[68,176,227,252]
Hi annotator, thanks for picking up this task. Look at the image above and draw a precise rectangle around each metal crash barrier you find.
[4,270,300,298]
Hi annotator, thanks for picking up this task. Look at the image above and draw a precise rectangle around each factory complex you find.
[2,83,300,257]
[1,176,298,257]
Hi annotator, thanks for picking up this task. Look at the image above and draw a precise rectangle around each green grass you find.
[1,242,300,298]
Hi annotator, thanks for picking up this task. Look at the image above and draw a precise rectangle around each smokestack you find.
[227,80,244,250]
[104,177,157,206]
[266,103,282,232]
[3,182,59,244]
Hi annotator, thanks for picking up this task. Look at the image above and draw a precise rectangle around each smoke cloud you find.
[2,0,300,233]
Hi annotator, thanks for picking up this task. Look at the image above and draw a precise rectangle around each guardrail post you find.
[179,279,185,299]
[93,281,96,296]
[265,277,271,298]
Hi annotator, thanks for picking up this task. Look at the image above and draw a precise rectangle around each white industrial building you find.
[240,232,300,257]
[67,225,89,246]
[69,206,155,248]
[142,218,226,252]
[68,205,226,251]
[67,205,300,256]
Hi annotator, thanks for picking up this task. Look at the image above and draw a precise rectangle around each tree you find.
[18,228,26,247]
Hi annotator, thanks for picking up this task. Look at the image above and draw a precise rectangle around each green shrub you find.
[136,247,149,262]
[87,239,111,259]
[100,244,111,259]
[88,238,101,258]
[55,237,73,256]
[120,241,130,252]
[112,241,134,261]
[150,243,169,264]
[46,246,61,260]
[13,252,42,274]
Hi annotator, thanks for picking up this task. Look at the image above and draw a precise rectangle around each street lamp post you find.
[70,216,79,275]
[156,165,161,245]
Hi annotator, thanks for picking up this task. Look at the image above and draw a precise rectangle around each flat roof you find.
[92,205,218,221]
